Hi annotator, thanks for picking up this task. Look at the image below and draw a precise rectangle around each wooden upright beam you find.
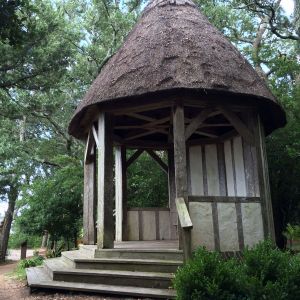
[97,112,114,249]
[173,105,191,260]
[115,146,127,241]
[173,105,188,198]
[83,143,97,245]
[253,114,275,241]
[168,149,178,240]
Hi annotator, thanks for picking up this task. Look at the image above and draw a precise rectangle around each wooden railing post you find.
[176,197,193,261]
[173,104,193,261]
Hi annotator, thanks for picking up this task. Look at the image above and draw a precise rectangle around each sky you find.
[281,0,295,15]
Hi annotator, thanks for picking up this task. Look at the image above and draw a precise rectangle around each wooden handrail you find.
[176,197,193,229]
[175,197,193,261]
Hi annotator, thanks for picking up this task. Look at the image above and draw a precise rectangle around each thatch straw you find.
[69,0,285,138]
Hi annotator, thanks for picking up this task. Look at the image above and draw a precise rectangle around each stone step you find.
[62,251,182,273]
[26,266,176,299]
[95,248,184,260]
[44,258,174,289]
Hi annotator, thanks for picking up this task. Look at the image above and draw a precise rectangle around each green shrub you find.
[10,255,45,280]
[174,240,300,300]
[17,255,44,269]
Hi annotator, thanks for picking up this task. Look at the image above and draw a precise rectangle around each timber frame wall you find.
[81,102,275,258]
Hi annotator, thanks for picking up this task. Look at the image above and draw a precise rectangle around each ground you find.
[0,260,134,300]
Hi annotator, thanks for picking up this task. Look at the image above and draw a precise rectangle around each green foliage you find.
[8,231,42,249]
[18,255,44,269]
[45,242,65,258]
[16,159,83,242]
[10,253,44,280]
[283,224,300,240]
[174,247,247,300]
[174,240,300,300]
[127,151,168,207]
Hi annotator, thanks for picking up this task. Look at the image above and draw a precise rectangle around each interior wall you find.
[127,208,172,241]
[188,136,264,252]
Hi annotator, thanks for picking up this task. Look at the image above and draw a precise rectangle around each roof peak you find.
[143,0,196,15]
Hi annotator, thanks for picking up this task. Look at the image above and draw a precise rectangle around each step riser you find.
[53,273,172,289]
[62,255,76,268]
[44,263,54,280]
[95,250,183,260]
[73,262,180,273]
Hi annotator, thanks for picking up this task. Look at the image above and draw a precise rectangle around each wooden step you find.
[26,266,176,299]
[95,248,184,260]
[44,258,174,289]
[62,251,182,273]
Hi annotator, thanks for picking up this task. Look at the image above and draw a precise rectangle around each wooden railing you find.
[175,197,193,261]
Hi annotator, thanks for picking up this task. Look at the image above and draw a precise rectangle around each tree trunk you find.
[0,186,18,262]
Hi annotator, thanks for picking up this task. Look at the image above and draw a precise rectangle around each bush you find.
[174,240,300,300]
[17,255,44,269]
[11,255,44,280]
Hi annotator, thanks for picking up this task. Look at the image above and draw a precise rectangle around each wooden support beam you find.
[84,131,95,164]
[92,125,100,148]
[125,128,168,141]
[185,109,214,140]
[194,130,219,138]
[200,123,232,128]
[173,105,191,261]
[146,150,168,174]
[97,112,114,249]
[219,107,255,145]
[83,150,97,245]
[115,146,127,241]
[126,149,144,168]
[126,113,156,122]
[253,114,275,240]
[168,149,178,240]
[124,114,170,139]
[173,105,188,198]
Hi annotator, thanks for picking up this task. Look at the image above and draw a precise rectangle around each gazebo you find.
[27,0,286,297]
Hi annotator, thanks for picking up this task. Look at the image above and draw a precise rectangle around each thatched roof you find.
[69,0,286,138]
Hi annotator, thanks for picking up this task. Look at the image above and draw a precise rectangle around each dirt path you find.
[0,261,132,300]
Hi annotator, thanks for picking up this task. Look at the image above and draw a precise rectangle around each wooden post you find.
[173,104,191,260]
[97,112,114,249]
[115,145,127,241]
[254,114,276,241]
[83,145,97,245]
[168,149,178,240]
[41,230,48,248]
[21,241,27,260]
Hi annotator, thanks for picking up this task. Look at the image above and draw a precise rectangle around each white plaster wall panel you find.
[205,144,220,196]
[217,203,239,251]
[142,211,156,240]
[127,211,139,240]
[159,210,171,240]
[189,146,204,196]
[242,203,264,247]
[115,148,123,242]
[233,136,247,196]
[224,140,235,196]
[189,202,215,250]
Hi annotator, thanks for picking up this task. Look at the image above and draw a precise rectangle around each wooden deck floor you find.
[82,240,179,251]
